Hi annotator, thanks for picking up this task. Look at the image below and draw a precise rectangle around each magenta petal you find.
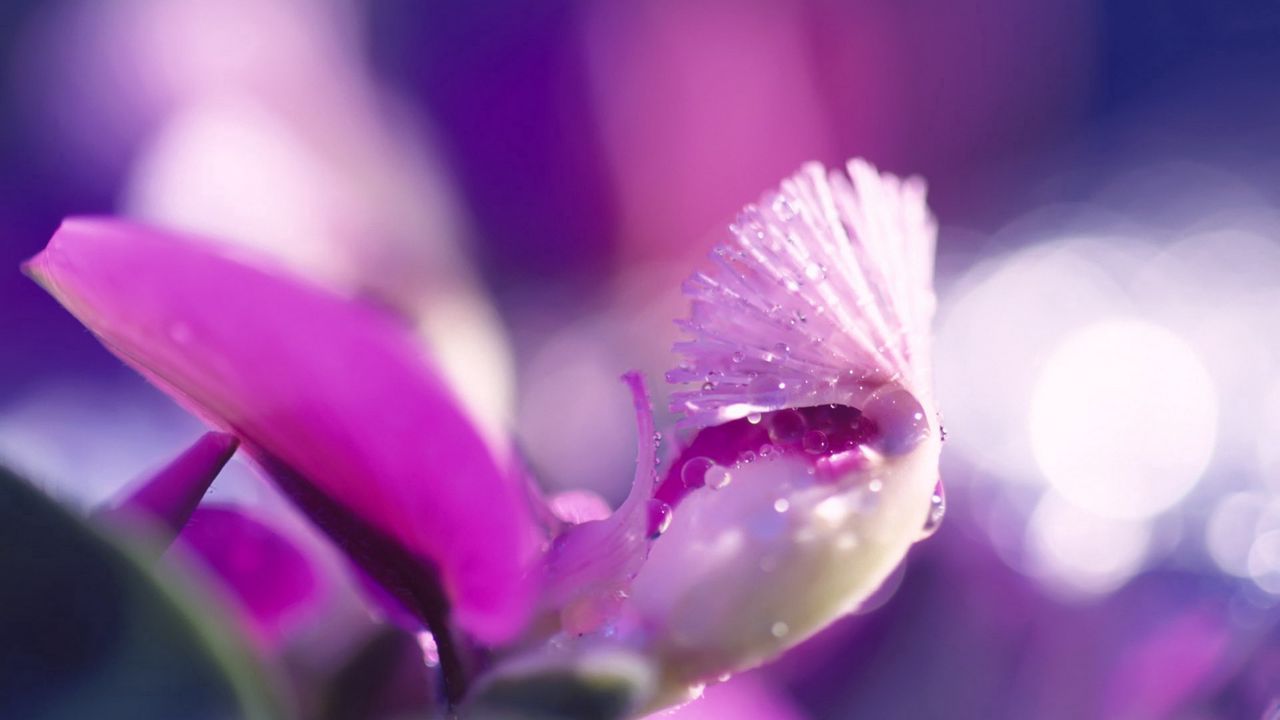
[27,217,537,643]
[172,505,320,650]
[95,431,239,544]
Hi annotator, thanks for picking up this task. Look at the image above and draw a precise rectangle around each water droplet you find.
[701,381,715,392]
[653,431,662,443]
[747,412,763,425]
[759,443,775,459]
[771,194,797,221]
[681,456,714,488]
[749,374,788,405]
[706,465,733,490]
[804,263,826,282]
[768,408,807,443]
[862,387,931,455]
[783,277,800,293]
[773,342,791,357]
[868,478,884,493]
[740,450,757,464]
[773,498,790,513]
[803,430,829,454]
[732,351,745,363]
[771,621,789,638]
[647,500,673,538]
[920,481,946,538]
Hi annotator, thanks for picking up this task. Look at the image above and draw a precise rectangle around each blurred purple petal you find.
[1101,606,1230,720]
[171,504,320,650]
[646,674,806,720]
[26,217,538,643]
[94,431,238,543]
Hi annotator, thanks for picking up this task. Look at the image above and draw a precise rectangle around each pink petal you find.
[171,505,320,651]
[94,431,239,544]
[541,373,660,627]
[26,217,537,643]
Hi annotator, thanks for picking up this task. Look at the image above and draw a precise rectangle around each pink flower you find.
[27,159,942,716]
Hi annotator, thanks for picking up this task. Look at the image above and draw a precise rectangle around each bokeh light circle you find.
[1029,319,1217,520]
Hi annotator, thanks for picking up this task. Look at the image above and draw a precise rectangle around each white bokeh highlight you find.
[1029,319,1217,521]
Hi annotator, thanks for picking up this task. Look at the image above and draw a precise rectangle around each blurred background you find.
[1,0,1278,717]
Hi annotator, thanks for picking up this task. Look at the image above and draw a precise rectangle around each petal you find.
[94,431,239,546]
[27,217,537,643]
[631,435,941,687]
[645,674,807,720]
[541,373,659,624]
[171,505,321,651]
[668,160,938,427]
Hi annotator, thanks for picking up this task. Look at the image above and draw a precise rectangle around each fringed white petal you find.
[669,160,938,427]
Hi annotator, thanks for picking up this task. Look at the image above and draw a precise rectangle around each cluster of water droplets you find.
[653,393,947,544]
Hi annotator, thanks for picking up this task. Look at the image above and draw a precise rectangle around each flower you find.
[627,159,943,697]
[27,158,941,716]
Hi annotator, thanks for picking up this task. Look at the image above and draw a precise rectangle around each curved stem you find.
[409,581,471,711]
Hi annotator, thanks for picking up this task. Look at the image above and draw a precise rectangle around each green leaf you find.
[0,464,284,720]
[462,645,655,720]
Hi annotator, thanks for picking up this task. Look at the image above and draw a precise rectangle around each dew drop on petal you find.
[920,481,946,538]
[768,408,807,443]
[680,456,715,489]
[771,621,789,638]
[747,412,763,425]
[771,194,797,221]
[862,386,931,455]
[773,498,790,513]
[706,465,733,490]
[803,430,829,454]
[732,351,745,363]
[647,500,673,538]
